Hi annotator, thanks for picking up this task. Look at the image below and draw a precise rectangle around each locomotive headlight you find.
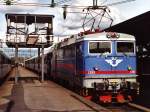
[106,32,120,39]
[93,66,99,71]
[127,65,132,71]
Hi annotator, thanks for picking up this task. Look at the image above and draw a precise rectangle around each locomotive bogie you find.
[83,78,137,90]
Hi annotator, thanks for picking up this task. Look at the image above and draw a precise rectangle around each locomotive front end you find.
[81,32,139,103]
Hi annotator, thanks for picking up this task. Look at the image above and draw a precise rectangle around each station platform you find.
[9,66,39,81]
[0,66,110,112]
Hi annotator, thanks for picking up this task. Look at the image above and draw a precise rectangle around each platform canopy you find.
[105,11,150,45]
[5,13,54,48]
[105,11,150,74]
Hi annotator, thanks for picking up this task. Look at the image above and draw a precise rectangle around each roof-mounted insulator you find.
[78,28,102,36]
[106,32,120,38]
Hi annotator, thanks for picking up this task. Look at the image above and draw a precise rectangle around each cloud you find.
[0,0,150,41]
[0,0,41,41]
[51,0,119,36]
[109,6,124,25]
[53,0,149,37]
[34,0,150,38]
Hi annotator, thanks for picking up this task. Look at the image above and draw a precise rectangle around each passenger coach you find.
[0,50,12,84]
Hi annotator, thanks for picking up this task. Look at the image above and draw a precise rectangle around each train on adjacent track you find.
[0,49,12,85]
[25,30,139,103]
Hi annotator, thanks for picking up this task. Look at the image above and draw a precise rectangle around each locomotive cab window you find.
[89,41,111,54]
[117,42,134,53]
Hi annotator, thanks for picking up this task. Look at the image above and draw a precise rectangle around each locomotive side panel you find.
[51,42,84,87]
[50,32,139,103]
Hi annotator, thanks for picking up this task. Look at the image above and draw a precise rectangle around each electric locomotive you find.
[51,31,139,103]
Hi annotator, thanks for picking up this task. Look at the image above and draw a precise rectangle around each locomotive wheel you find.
[130,89,138,102]
[80,88,89,96]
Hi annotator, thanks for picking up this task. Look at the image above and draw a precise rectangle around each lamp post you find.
[15,44,19,84]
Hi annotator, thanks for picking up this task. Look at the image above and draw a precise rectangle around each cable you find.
[106,0,135,6]
[0,0,136,8]
[100,0,108,5]
[55,0,72,5]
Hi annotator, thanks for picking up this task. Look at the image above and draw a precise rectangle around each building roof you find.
[6,13,54,23]
[105,11,150,45]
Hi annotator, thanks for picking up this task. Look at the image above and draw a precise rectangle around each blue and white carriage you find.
[0,49,12,84]
[51,31,139,103]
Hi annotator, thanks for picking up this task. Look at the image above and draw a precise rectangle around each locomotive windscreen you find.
[117,42,134,53]
[89,42,111,54]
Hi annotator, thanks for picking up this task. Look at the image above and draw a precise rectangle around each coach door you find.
[76,43,83,76]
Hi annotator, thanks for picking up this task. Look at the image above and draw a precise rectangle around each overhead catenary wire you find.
[0,0,136,39]
[0,0,136,8]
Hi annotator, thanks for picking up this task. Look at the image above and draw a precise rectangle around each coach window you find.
[89,41,111,54]
[117,42,134,54]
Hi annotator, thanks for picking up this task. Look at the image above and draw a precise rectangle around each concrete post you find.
[15,44,19,84]
[41,45,44,82]
[38,48,40,79]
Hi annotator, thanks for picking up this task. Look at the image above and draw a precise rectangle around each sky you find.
[0,0,150,57]
[0,0,150,39]
[0,0,149,57]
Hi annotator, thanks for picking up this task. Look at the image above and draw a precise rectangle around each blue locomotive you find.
[25,30,139,103]
[51,31,139,103]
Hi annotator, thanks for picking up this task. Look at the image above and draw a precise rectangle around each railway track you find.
[22,77,150,112]
[105,103,150,112]
[3,67,149,112]
[48,77,150,112]
[2,76,111,112]
[17,78,150,112]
